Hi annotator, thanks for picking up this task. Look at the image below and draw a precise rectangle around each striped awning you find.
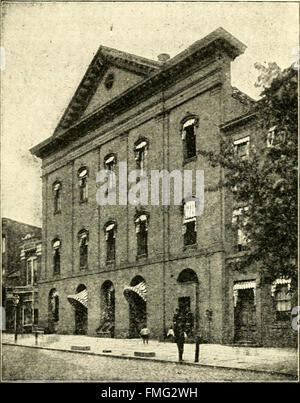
[124,281,147,302]
[67,289,88,309]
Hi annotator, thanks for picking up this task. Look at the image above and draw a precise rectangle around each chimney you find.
[157,53,170,63]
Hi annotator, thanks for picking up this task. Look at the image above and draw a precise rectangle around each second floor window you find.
[232,207,249,252]
[53,181,62,213]
[134,139,148,172]
[234,137,250,160]
[52,239,61,275]
[105,222,116,262]
[78,167,88,202]
[182,199,197,246]
[104,154,116,190]
[181,118,197,160]
[26,258,38,285]
[78,230,88,269]
[135,214,149,257]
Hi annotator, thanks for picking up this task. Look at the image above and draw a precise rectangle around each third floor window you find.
[78,167,88,202]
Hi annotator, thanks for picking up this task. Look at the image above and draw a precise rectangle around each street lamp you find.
[12,294,20,343]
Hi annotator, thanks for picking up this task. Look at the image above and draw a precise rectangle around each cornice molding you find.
[31,28,246,160]
[41,69,222,176]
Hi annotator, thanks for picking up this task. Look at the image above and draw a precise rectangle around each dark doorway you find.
[98,281,115,337]
[129,293,146,338]
[74,284,88,335]
[234,288,257,343]
[125,276,147,338]
[48,289,59,333]
[178,296,191,313]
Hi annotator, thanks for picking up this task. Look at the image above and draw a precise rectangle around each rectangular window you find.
[23,302,32,326]
[232,207,249,251]
[26,260,34,285]
[34,309,39,325]
[106,230,115,261]
[184,221,197,246]
[267,126,284,148]
[137,221,148,256]
[234,137,250,160]
[79,238,88,269]
[53,249,60,275]
[79,177,88,202]
[33,259,38,284]
[183,200,197,246]
[275,284,291,321]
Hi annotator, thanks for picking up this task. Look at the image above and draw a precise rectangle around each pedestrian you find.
[173,309,186,362]
[140,325,150,344]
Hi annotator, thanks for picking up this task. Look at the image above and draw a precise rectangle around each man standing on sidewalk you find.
[173,309,186,362]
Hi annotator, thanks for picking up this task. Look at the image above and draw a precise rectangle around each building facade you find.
[31,28,297,346]
[2,218,41,333]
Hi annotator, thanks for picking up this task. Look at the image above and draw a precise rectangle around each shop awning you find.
[67,289,88,309]
[124,282,147,302]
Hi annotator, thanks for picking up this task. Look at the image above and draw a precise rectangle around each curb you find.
[3,342,298,379]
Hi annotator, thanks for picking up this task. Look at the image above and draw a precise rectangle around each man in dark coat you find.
[173,309,186,362]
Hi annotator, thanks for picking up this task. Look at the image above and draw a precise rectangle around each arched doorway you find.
[177,269,199,339]
[48,288,59,333]
[67,284,88,335]
[124,276,147,338]
[97,281,115,337]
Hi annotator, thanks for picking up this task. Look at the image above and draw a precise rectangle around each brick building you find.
[2,218,41,332]
[31,28,297,346]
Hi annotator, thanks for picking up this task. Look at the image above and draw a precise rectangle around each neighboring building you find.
[31,28,297,346]
[2,218,41,332]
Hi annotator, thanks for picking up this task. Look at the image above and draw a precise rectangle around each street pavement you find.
[2,344,297,382]
[2,332,298,377]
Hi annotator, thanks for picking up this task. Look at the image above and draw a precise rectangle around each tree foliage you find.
[200,64,298,288]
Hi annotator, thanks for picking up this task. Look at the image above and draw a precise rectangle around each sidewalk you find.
[2,333,298,377]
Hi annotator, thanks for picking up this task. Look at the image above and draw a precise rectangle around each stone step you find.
[134,351,156,358]
[70,345,91,351]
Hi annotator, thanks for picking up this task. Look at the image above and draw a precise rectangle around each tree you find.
[200,64,298,289]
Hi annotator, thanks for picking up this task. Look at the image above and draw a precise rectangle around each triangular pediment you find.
[53,46,160,136]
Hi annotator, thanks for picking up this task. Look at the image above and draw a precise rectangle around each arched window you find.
[104,154,117,190]
[182,198,198,246]
[49,289,59,324]
[135,213,149,257]
[181,116,198,161]
[134,138,148,172]
[78,230,88,269]
[53,181,62,214]
[52,239,61,275]
[78,167,88,202]
[104,222,117,262]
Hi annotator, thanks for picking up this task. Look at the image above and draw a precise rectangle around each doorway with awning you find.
[124,276,147,338]
[233,280,257,343]
[67,284,88,335]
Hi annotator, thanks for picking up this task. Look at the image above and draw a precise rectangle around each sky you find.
[1,1,299,227]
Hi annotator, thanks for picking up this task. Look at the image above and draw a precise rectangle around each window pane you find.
[185,126,196,159]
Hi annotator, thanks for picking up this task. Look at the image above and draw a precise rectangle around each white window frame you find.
[234,136,250,159]
[232,206,249,247]
[26,257,37,286]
